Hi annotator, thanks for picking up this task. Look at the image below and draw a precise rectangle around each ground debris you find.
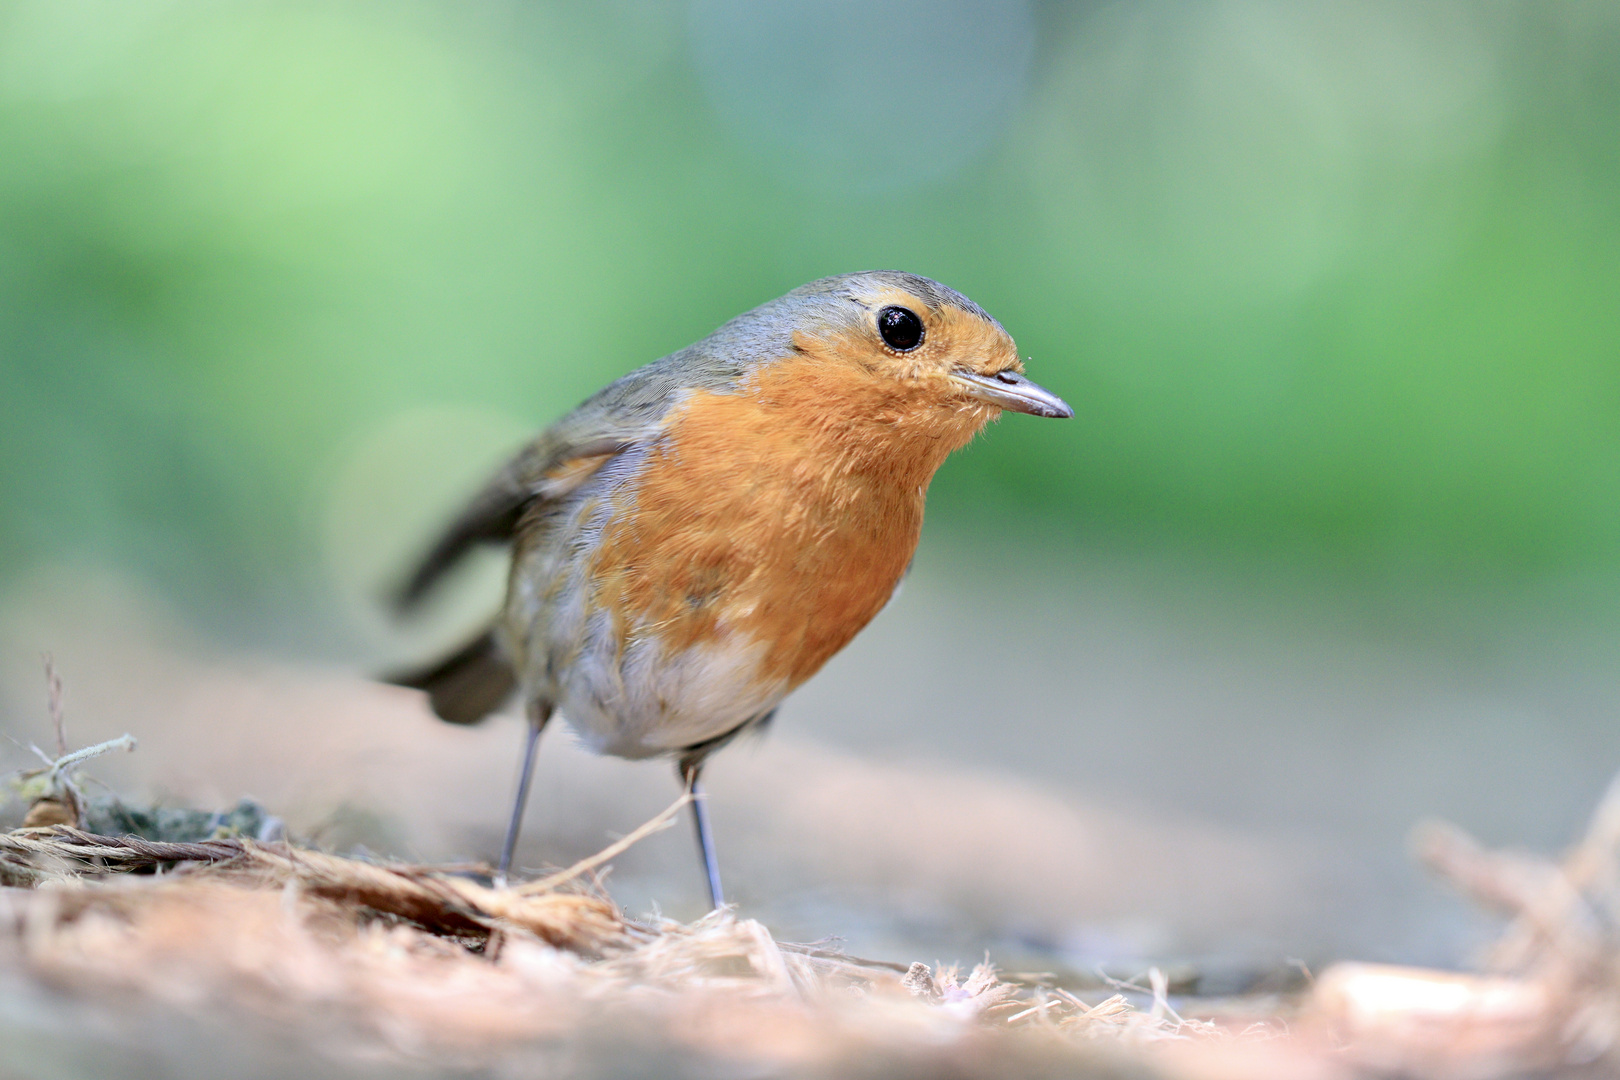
[10,777,1620,1079]
[0,793,1308,1080]
[8,728,1620,1077]
[1300,766,1620,1078]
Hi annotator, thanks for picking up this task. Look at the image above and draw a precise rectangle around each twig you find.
[1,826,246,868]
[47,734,137,782]
[1006,997,1062,1023]
[1148,966,1184,1026]
[1095,966,1153,995]
[777,941,913,974]
[43,656,66,758]
[515,790,692,896]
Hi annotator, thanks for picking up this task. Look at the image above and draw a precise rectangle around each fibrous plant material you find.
[8,684,1620,1079]
[6,733,137,830]
[4,658,139,830]
[1393,770,1620,1074]
[1298,768,1620,1078]
[0,817,636,955]
[16,774,1620,1079]
[0,791,1304,1080]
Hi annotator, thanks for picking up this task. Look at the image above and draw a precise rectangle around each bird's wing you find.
[391,348,739,611]
[390,431,627,610]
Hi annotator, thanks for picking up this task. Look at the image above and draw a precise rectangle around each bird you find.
[388,271,1071,905]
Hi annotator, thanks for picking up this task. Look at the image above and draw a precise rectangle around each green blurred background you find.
[3,0,1620,969]
[4,0,1618,639]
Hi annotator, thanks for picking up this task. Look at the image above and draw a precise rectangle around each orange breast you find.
[586,355,989,691]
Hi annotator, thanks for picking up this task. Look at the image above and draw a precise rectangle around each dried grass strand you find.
[514,790,692,896]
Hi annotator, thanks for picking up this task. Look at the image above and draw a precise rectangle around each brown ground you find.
[2,569,1618,1078]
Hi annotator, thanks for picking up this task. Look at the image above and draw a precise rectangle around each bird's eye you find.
[877,306,924,351]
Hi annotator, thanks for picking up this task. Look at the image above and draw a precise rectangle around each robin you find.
[390,271,1071,903]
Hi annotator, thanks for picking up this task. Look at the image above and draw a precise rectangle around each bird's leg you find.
[495,700,552,887]
[680,754,725,910]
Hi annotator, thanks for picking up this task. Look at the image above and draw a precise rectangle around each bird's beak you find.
[950,369,1074,419]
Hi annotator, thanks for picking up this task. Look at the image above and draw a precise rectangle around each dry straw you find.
[9,671,1620,1078]
[0,789,1248,1077]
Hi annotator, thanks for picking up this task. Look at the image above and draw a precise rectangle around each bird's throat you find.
[586,361,983,694]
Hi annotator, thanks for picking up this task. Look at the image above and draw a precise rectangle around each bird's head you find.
[815,272,1070,420]
[752,272,1071,439]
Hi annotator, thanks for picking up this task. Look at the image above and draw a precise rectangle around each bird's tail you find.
[386,627,516,726]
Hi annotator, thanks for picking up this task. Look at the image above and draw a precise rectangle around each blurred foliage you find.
[1,1,1618,636]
